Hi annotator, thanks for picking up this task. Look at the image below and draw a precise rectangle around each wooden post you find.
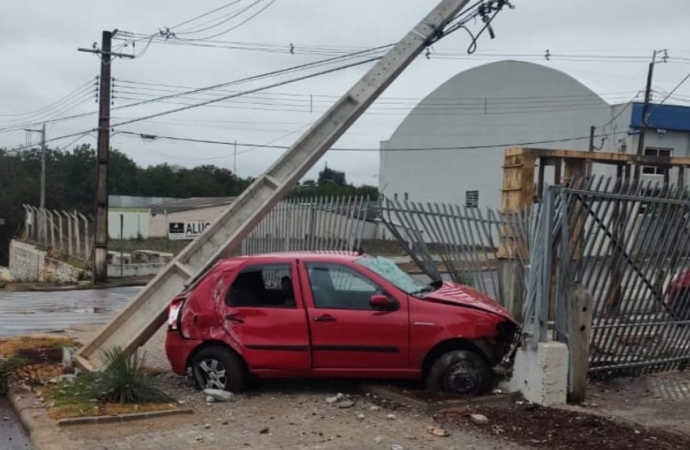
[569,283,594,404]
[499,147,536,321]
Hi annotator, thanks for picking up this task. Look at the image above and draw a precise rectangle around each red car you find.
[165,252,517,395]
[667,271,690,320]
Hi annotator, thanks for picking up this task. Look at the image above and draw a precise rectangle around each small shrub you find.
[0,357,27,396]
[90,347,173,404]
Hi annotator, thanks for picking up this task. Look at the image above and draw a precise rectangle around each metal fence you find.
[22,205,93,262]
[378,198,533,306]
[241,196,373,256]
[554,177,690,377]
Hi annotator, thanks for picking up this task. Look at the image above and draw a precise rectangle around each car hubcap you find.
[198,358,227,390]
[444,361,480,394]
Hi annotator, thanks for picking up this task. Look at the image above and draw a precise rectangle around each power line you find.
[169,0,247,31]
[110,54,383,128]
[1,130,96,154]
[115,129,630,153]
[0,78,95,118]
[0,46,389,134]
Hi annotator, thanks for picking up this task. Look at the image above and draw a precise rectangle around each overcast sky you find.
[1,0,689,186]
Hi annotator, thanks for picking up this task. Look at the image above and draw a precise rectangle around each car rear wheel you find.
[426,350,491,396]
[191,346,247,392]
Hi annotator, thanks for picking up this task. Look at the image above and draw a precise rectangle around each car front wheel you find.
[426,350,491,396]
[191,346,247,392]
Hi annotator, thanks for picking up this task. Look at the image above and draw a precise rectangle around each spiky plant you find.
[91,347,173,404]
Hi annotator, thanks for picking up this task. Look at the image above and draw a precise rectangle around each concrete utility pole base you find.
[507,340,569,407]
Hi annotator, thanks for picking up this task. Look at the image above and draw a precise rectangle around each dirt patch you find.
[0,336,78,358]
[440,401,690,450]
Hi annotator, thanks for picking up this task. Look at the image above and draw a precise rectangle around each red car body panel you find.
[164,252,517,381]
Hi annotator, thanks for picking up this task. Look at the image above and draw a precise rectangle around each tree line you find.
[0,144,378,265]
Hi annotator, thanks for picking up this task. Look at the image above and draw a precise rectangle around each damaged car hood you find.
[422,281,514,321]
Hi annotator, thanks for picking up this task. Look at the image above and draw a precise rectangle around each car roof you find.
[215,251,364,268]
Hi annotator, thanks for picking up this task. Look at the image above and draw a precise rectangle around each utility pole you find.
[24,124,47,242]
[634,49,668,180]
[79,30,134,283]
[233,141,238,176]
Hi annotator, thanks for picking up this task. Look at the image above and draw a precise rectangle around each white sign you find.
[168,221,211,240]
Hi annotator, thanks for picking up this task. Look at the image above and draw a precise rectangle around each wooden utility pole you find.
[79,30,133,283]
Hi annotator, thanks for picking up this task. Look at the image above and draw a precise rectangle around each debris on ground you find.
[427,425,451,437]
[391,444,405,450]
[441,401,690,450]
[203,389,235,402]
[338,400,355,409]
[259,426,270,434]
[325,393,345,404]
[356,413,365,420]
[374,436,384,444]
[469,414,489,425]
[386,413,396,420]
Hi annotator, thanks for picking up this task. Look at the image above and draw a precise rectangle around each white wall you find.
[108,210,151,239]
[379,61,616,211]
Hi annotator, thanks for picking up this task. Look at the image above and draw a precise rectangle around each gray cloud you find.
[1,0,689,185]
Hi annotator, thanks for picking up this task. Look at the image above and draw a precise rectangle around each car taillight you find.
[168,299,184,331]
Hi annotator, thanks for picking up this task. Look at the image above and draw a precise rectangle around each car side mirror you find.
[370,294,398,311]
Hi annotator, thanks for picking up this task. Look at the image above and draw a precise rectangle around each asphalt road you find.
[0,287,139,337]
[0,398,32,450]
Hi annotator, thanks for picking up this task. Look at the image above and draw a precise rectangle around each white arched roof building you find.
[379,60,633,210]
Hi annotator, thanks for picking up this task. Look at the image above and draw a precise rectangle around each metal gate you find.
[241,196,371,255]
[555,177,690,377]
[378,198,533,306]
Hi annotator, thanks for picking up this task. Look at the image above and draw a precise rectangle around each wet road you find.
[0,287,140,337]
[0,398,32,450]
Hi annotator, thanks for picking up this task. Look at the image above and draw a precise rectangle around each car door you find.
[299,261,409,370]
[221,261,311,371]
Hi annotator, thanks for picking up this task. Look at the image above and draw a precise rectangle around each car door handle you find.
[225,314,245,324]
[314,314,336,323]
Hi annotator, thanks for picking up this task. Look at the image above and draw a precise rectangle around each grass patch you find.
[39,348,177,420]
[42,380,178,420]
[0,336,79,358]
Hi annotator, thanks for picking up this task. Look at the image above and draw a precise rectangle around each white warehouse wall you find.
[379,60,618,211]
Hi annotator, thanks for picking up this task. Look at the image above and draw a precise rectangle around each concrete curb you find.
[57,407,194,427]
[360,384,519,414]
[7,385,194,450]
[8,386,73,450]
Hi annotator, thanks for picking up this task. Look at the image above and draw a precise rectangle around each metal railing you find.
[22,205,93,262]
[555,177,690,377]
[241,196,372,256]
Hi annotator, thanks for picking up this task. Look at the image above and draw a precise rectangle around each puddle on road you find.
[0,287,139,337]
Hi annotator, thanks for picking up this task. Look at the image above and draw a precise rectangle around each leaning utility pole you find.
[79,30,133,283]
[634,49,668,180]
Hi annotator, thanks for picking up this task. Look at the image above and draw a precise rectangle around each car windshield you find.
[355,255,426,295]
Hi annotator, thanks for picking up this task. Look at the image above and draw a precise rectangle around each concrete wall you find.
[108,209,151,239]
[9,240,46,282]
[9,240,87,283]
[108,263,165,278]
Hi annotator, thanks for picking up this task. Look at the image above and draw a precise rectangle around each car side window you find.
[306,263,382,310]
[226,264,296,308]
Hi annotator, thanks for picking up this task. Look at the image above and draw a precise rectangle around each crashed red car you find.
[165,252,517,395]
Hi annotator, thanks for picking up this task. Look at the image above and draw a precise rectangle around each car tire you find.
[426,350,491,396]
[191,346,247,393]
[672,288,690,321]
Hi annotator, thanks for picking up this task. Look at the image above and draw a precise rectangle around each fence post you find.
[72,211,81,259]
[568,283,594,403]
